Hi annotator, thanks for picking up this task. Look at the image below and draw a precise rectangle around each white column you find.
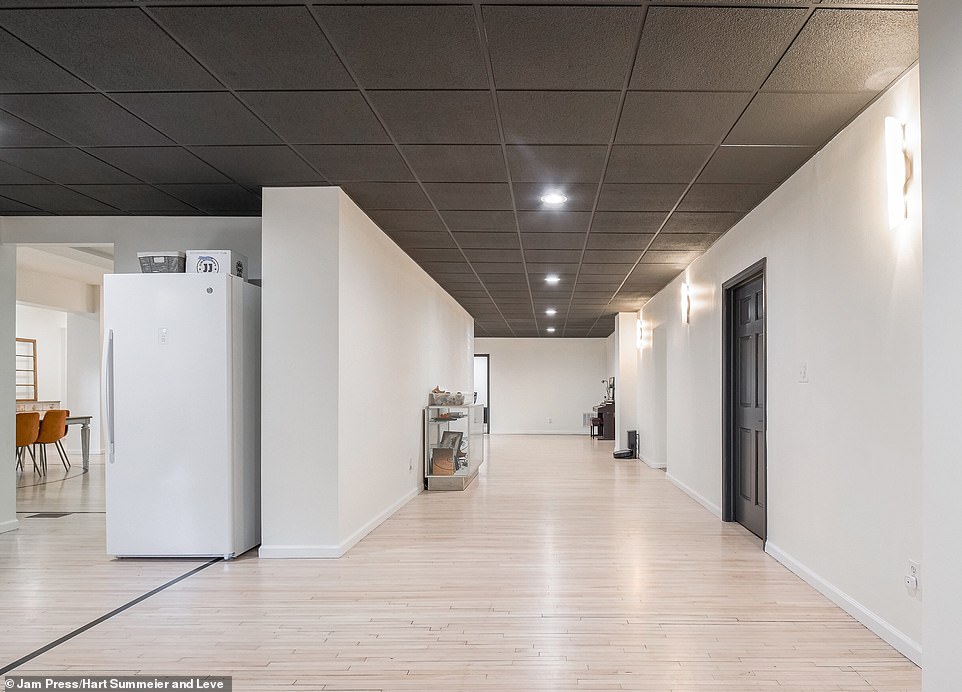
[259,187,342,557]
[614,311,639,450]
[0,242,18,534]
[919,2,962,686]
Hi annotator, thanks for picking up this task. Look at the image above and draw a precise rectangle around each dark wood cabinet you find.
[594,402,615,440]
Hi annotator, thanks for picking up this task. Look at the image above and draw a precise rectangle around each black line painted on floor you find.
[16,468,89,489]
[0,558,221,676]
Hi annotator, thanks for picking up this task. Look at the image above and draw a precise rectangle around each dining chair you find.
[16,411,41,474]
[36,409,70,474]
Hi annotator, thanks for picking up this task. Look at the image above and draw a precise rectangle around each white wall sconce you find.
[885,116,911,230]
[680,283,691,324]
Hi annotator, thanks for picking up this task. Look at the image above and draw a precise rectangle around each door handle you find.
[103,329,115,464]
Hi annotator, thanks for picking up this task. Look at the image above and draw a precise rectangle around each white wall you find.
[0,242,17,534]
[18,267,98,314]
[474,337,606,434]
[1,217,262,278]
[338,193,473,545]
[636,68,922,663]
[260,187,473,558]
[64,311,103,454]
[16,304,67,402]
[918,3,962,687]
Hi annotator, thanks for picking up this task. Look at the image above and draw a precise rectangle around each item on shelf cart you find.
[429,386,465,406]
[431,447,455,475]
[432,412,465,421]
[439,430,463,451]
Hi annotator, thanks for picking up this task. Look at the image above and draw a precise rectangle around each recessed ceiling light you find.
[545,308,557,316]
[545,275,560,285]
[540,192,567,205]
[546,327,556,333]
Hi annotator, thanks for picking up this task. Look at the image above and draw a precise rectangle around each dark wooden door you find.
[732,276,766,539]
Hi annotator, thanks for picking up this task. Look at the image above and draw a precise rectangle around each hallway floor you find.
[1,436,920,690]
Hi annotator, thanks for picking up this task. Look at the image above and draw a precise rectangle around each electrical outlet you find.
[408,458,413,471]
[798,362,809,383]
[905,560,921,592]
[909,560,920,580]
[547,417,552,424]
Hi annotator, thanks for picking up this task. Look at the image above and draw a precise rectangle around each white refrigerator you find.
[103,273,260,558]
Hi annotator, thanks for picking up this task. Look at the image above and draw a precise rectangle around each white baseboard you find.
[338,487,419,556]
[258,543,343,558]
[666,472,722,517]
[494,430,588,436]
[765,542,922,666]
[639,455,666,470]
[64,448,104,456]
[259,487,419,559]
[0,518,20,535]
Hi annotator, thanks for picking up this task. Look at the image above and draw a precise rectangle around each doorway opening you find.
[723,259,767,542]
[473,353,490,433]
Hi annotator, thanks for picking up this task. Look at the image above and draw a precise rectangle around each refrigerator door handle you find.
[104,329,115,464]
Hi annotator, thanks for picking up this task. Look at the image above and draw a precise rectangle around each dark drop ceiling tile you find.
[727,92,875,146]
[66,185,196,212]
[641,251,703,265]
[588,234,653,251]
[0,29,89,93]
[0,148,137,184]
[597,184,686,212]
[295,145,411,182]
[151,6,354,90]
[341,182,432,210]
[630,7,807,91]
[406,248,467,264]
[524,250,582,264]
[386,230,455,249]
[441,209,516,231]
[483,6,642,90]
[513,183,597,212]
[113,93,278,146]
[592,211,667,233]
[764,9,918,93]
[649,233,720,252]
[402,145,506,183]
[617,92,751,145]
[1,8,219,91]
[453,232,520,250]
[315,5,487,89]
[367,209,444,232]
[0,160,45,184]
[158,184,261,213]
[0,184,118,213]
[661,212,743,235]
[500,92,621,145]
[0,110,63,147]
[241,92,388,145]
[522,232,585,250]
[87,147,229,184]
[192,146,323,187]
[0,194,42,213]
[679,183,776,212]
[368,91,499,144]
[517,210,592,233]
[424,182,512,211]
[462,248,523,263]
[700,146,814,184]
[0,94,170,147]
[584,249,641,264]
[506,145,607,183]
[606,146,713,184]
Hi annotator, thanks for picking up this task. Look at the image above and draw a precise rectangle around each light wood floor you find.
[2,436,920,690]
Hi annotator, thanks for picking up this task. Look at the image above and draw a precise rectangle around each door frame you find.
[721,258,767,538]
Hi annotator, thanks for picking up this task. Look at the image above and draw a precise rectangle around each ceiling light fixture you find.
[545,308,557,316]
[540,192,567,205]
[545,275,560,285]
[885,116,910,230]
[546,327,556,333]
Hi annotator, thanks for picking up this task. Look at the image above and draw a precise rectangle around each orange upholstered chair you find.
[36,409,70,474]
[16,412,40,474]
